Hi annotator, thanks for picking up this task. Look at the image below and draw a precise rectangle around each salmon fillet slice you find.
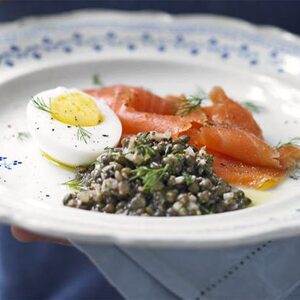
[203,86,263,138]
[212,151,286,189]
[278,144,300,169]
[85,85,300,189]
[85,85,207,136]
[184,126,281,169]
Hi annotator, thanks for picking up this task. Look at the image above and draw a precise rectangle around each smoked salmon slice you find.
[86,85,177,115]
[204,87,263,138]
[278,144,300,169]
[86,85,207,136]
[212,151,286,188]
[85,85,300,189]
[184,126,281,169]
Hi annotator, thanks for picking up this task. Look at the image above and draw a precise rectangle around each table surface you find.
[0,1,299,35]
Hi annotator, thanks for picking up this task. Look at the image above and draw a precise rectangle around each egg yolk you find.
[50,92,103,126]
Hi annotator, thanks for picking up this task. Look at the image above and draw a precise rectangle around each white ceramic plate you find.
[1,10,300,248]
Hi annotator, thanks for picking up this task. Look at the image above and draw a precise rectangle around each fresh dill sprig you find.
[104,146,122,156]
[176,95,205,116]
[241,101,264,113]
[92,74,103,86]
[62,178,85,191]
[290,166,300,180]
[128,132,155,161]
[135,144,155,161]
[276,137,300,148]
[136,132,150,143]
[194,86,207,98]
[76,126,92,144]
[184,174,194,185]
[32,97,53,113]
[16,131,31,142]
[130,165,169,192]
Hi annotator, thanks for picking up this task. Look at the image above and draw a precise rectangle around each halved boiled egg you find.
[27,87,122,166]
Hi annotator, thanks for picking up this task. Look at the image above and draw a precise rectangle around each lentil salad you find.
[63,132,251,216]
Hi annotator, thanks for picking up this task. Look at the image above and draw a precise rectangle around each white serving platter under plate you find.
[0,10,300,248]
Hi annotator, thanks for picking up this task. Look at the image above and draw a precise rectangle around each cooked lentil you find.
[63,131,251,216]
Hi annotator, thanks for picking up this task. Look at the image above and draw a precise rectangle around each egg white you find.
[27,87,122,166]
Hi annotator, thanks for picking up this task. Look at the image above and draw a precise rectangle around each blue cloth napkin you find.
[74,237,300,300]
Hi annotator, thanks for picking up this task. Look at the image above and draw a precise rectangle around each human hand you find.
[11,226,70,245]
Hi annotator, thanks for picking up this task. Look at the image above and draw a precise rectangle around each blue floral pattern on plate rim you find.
[0,156,22,170]
[1,12,300,75]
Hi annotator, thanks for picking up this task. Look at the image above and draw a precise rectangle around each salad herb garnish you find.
[16,131,31,142]
[290,166,300,180]
[130,164,169,192]
[132,132,156,160]
[92,74,103,86]
[135,144,155,161]
[184,174,194,185]
[276,137,300,148]
[32,97,54,114]
[63,178,85,191]
[194,86,207,97]
[76,126,92,144]
[241,101,264,113]
[176,95,205,116]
